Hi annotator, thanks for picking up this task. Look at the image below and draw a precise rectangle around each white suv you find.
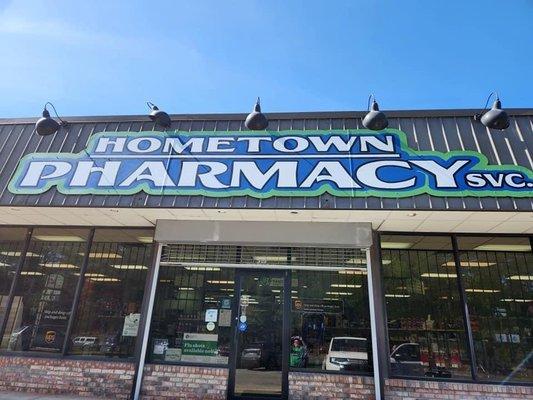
[323,337,369,371]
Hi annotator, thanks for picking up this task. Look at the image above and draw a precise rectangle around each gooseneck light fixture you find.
[245,97,268,130]
[35,102,68,136]
[362,94,388,131]
[474,92,510,130]
[147,102,171,128]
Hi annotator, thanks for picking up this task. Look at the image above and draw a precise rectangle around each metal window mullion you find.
[451,235,478,381]
[282,268,291,399]
[0,227,33,342]
[61,228,95,356]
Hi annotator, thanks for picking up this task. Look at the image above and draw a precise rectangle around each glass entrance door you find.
[229,270,289,399]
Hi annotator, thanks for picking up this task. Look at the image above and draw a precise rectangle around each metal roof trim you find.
[1,108,532,125]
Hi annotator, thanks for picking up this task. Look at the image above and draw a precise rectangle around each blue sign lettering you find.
[8,129,533,198]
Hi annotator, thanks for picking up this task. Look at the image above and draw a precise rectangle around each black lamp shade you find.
[148,105,171,128]
[480,100,510,130]
[362,100,388,131]
[245,98,268,130]
[35,109,61,136]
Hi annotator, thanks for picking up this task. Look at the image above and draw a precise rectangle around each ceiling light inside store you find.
[0,262,11,267]
[40,263,79,269]
[0,251,39,257]
[338,269,367,275]
[83,273,106,277]
[111,264,147,270]
[159,279,172,283]
[137,236,154,243]
[34,235,85,242]
[184,266,221,271]
[20,271,43,276]
[325,291,353,296]
[346,258,366,265]
[442,261,496,268]
[90,277,120,282]
[178,287,195,291]
[421,273,458,278]
[207,280,234,284]
[253,256,292,263]
[508,275,533,281]
[331,284,362,288]
[474,245,531,252]
[500,298,531,303]
[385,294,411,298]
[322,298,339,301]
[220,288,234,292]
[380,242,412,249]
[82,252,123,259]
[465,288,500,293]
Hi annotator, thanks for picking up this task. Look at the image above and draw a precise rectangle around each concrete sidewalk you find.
[0,393,104,400]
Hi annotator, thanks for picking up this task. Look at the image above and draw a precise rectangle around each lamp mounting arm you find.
[474,92,499,121]
[44,102,68,127]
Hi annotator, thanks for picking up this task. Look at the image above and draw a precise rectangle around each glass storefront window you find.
[0,228,29,348]
[1,228,90,353]
[290,250,373,374]
[67,228,153,358]
[381,234,472,379]
[458,236,532,383]
[148,261,235,365]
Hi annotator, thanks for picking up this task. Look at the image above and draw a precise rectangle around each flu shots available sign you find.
[8,130,533,198]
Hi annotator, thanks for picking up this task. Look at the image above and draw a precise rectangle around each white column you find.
[366,247,384,400]
[133,243,163,400]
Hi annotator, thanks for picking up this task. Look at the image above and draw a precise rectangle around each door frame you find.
[227,268,291,400]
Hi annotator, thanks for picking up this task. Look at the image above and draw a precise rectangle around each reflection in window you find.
[148,263,235,365]
[458,236,532,383]
[381,235,471,379]
[290,267,372,374]
[68,229,153,358]
[0,228,29,348]
[2,228,89,353]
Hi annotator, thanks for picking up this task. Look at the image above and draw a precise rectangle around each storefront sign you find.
[181,333,220,363]
[204,309,218,323]
[122,313,141,337]
[292,298,344,314]
[9,130,533,198]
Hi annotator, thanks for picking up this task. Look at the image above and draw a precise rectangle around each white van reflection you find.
[323,337,369,371]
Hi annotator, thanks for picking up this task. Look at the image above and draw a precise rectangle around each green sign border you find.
[7,128,533,199]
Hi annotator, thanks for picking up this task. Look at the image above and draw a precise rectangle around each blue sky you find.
[0,0,531,118]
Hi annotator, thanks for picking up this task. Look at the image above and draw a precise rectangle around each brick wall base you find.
[0,356,531,400]
[140,364,228,400]
[289,372,533,399]
[289,372,374,399]
[0,355,134,399]
[385,378,533,400]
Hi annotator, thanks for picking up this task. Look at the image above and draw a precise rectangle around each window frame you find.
[379,231,533,386]
[0,225,155,362]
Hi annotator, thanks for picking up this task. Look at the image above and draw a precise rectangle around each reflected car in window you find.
[323,337,369,371]
[390,342,452,378]
[72,336,98,350]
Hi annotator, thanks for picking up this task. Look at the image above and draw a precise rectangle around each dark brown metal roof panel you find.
[0,110,531,211]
